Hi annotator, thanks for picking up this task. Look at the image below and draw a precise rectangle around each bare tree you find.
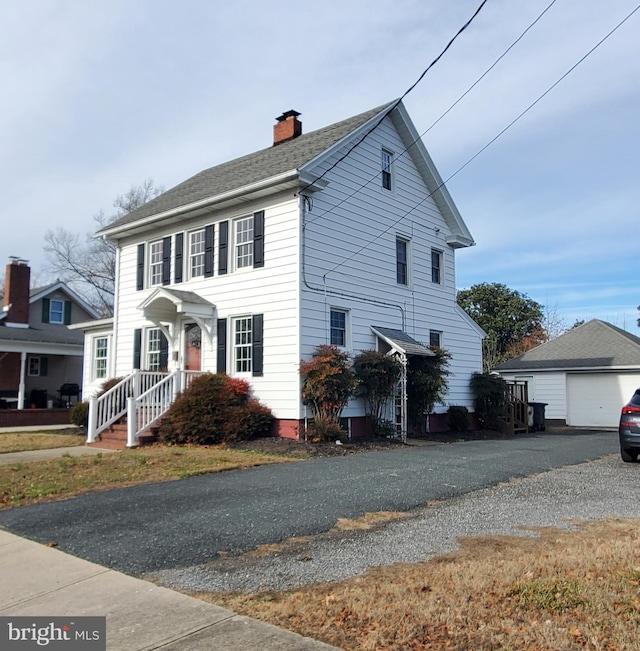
[44,179,162,316]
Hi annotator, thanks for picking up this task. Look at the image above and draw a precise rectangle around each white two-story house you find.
[79,100,484,445]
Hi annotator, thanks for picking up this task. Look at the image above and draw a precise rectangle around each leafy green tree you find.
[457,282,544,371]
[407,347,451,433]
[353,350,403,435]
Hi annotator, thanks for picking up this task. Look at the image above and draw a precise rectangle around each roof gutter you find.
[96,169,303,239]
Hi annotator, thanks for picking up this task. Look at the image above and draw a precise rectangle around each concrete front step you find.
[88,423,159,450]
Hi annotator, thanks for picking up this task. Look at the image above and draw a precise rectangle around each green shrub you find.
[448,405,470,432]
[470,372,508,431]
[70,401,89,428]
[158,373,273,445]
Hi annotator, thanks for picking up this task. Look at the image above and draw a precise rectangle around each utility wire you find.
[307,0,556,226]
[299,0,488,196]
[323,3,640,279]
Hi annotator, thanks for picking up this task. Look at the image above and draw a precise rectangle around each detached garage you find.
[496,320,640,428]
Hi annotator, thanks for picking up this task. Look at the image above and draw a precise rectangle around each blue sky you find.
[1,0,638,332]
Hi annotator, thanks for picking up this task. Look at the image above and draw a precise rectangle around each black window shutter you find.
[218,221,229,275]
[216,318,227,373]
[41,298,50,323]
[63,300,72,325]
[40,357,48,377]
[159,332,169,371]
[204,224,215,278]
[162,236,171,286]
[174,233,184,284]
[136,244,145,290]
[133,329,142,369]
[253,210,264,268]
[252,314,264,377]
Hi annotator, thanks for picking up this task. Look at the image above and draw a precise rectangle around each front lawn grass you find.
[0,432,85,454]
[0,445,296,509]
[199,517,640,651]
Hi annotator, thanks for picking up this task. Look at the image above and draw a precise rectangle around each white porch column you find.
[17,351,27,410]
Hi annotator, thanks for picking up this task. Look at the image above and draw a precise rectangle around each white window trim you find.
[329,308,350,349]
[232,315,253,375]
[93,335,110,381]
[429,330,443,348]
[396,236,410,286]
[28,357,41,376]
[188,228,206,279]
[431,248,443,286]
[148,240,164,287]
[49,299,64,324]
[233,215,254,271]
[381,148,394,191]
[146,327,164,371]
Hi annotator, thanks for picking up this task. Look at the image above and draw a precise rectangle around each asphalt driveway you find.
[0,430,618,576]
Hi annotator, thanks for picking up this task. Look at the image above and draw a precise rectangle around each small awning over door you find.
[370,326,434,357]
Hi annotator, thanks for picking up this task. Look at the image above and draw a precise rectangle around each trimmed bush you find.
[158,373,274,445]
[448,405,470,432]
[70,401,89,428]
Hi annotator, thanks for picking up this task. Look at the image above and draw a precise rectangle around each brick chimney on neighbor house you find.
[3,258,31,326]
[273,110,302,145]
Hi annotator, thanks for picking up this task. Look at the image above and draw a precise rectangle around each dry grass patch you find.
[0,432,85,454]
[198,518,640,651]
[0,445,295,509]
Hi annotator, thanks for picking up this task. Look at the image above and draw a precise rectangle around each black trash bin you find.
[30,389,47,409]
[527,402,547,431]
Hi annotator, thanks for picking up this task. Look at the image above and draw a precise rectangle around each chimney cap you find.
[275,110,301,122]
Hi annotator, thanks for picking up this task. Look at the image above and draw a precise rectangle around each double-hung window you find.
[381,149,393,191]
[431,249,443,285]
[330,309,347,347]
[49,299,64,324]
[94,337,109,380]
[189,229,206,278]
[235,216,254,269]
[28,357,41,376]
[233,316,253,373]
[396,238,408,285]
[147,328,164,371]
[429,330,442,348]
[149,240,164,286]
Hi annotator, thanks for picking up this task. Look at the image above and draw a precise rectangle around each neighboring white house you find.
[496,319,640,428]
[78,100,484,442]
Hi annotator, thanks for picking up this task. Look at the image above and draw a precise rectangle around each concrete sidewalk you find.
[0,529,340,650]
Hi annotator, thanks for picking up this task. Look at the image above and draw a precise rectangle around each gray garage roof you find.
[496,319,640,371]
[99,102,395,235]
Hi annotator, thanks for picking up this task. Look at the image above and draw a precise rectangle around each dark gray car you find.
[619,388,640,462]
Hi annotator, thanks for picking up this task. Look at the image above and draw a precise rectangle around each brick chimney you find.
[273,110,302,145]
[3,258,31,326]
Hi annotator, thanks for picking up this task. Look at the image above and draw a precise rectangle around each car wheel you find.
[620,447,638,463]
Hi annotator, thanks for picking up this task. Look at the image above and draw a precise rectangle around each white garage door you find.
[566,373,640,427]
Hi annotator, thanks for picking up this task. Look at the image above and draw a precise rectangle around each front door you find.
[184,324,202,371]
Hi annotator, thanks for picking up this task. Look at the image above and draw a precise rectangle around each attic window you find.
[49,300,64,324]
[381,149,393,191]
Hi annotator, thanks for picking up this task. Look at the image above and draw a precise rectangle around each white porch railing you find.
[87,370,205,447]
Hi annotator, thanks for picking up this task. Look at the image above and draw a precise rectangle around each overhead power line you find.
[299,0,488,196]
[323,3,640,279]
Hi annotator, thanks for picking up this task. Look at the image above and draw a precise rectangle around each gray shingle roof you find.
[0,325,83,347]
[496,319,640,371]
[100,102,395,234]
[371,326,434,357]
